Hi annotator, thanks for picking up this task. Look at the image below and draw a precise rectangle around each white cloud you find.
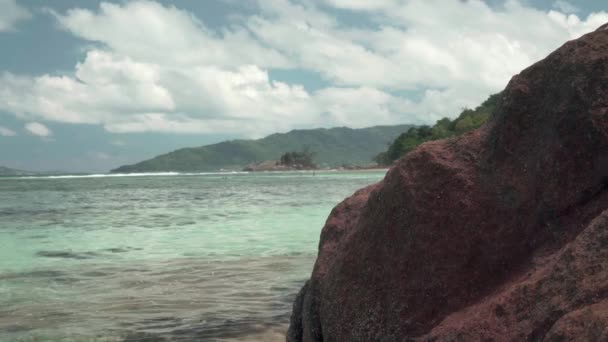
[25,122,52,137]
[260,0,608,90]
[0,126,16,136]
[0,0,31,31]
[0,0,607,136]
[94,152,111,160]
[547,10,608,38]
[0,57,319,135]
[320,0,398,11]
[553,0,580,14]
[53,1,291,69]
[315,87,411,126]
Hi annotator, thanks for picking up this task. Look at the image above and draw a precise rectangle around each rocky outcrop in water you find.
[243,160,317,172]
[288,24,608,341]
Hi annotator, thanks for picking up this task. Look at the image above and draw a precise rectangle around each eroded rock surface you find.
[288,24,608,342]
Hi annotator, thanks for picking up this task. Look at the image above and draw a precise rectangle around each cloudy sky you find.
[0,0,606,172]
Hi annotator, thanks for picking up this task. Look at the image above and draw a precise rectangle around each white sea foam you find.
[8,171,250,179]
[3,169,386,180]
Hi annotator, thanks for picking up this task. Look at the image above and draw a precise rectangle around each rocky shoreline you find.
[288,23,608,341]
[243,160,317,172]
[243,160,387,172]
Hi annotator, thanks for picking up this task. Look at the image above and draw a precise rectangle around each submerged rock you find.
[288,24,608,341]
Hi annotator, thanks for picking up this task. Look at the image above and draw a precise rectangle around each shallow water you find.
[0,171,384,341]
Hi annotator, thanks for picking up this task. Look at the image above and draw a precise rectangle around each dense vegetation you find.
[279,149,316,168]
[375,93,500,165]
[111,125,412,173]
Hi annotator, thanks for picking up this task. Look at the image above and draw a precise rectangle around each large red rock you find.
[288,24,608,342]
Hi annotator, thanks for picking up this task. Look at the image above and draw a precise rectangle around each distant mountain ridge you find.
[111,125,413,173]
[0,166,36,176]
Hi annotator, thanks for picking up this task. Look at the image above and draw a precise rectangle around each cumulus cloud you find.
[0,56,317,135]
[53,1,291,69]
[320,0,398,11]
[0,0,31,31]
[252,0,607,123]
[25,122,52,137]
[0,126,16,136]
[552,0,580,14]
[0,0,607,135]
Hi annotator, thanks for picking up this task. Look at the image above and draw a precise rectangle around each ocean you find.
[0,171,385,341]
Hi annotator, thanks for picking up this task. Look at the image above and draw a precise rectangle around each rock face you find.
[288,25,608,341]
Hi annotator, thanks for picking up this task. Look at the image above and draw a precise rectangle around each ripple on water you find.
[121,317,288,342]
[103,247,144,253]
[1,254,310,341]
[0,171,386,341]
[36,250,99,259]
[0,270,67,280]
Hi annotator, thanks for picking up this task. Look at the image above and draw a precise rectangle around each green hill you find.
[0,166,36,176]
[111,125,413,173]
[375,93,500,165]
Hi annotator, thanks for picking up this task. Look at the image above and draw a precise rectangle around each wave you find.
[3,169,387,180]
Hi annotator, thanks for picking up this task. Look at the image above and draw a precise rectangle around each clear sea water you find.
[0,171,384,342]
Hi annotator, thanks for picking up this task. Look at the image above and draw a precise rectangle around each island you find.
[244,150,317,172]
[110,125,413,173]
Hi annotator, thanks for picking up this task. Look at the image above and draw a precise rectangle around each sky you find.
[0,0,607,173]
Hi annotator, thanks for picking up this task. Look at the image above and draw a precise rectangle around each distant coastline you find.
[0,168,389,180]
[110,124,413,174]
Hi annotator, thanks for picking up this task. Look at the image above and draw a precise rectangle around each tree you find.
[279,149,316,168]
[374,93,501,165]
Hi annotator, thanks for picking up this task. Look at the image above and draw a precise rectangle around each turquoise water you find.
[0,171,384,341]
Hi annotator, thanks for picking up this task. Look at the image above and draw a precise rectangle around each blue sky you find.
[0,0,606,172]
